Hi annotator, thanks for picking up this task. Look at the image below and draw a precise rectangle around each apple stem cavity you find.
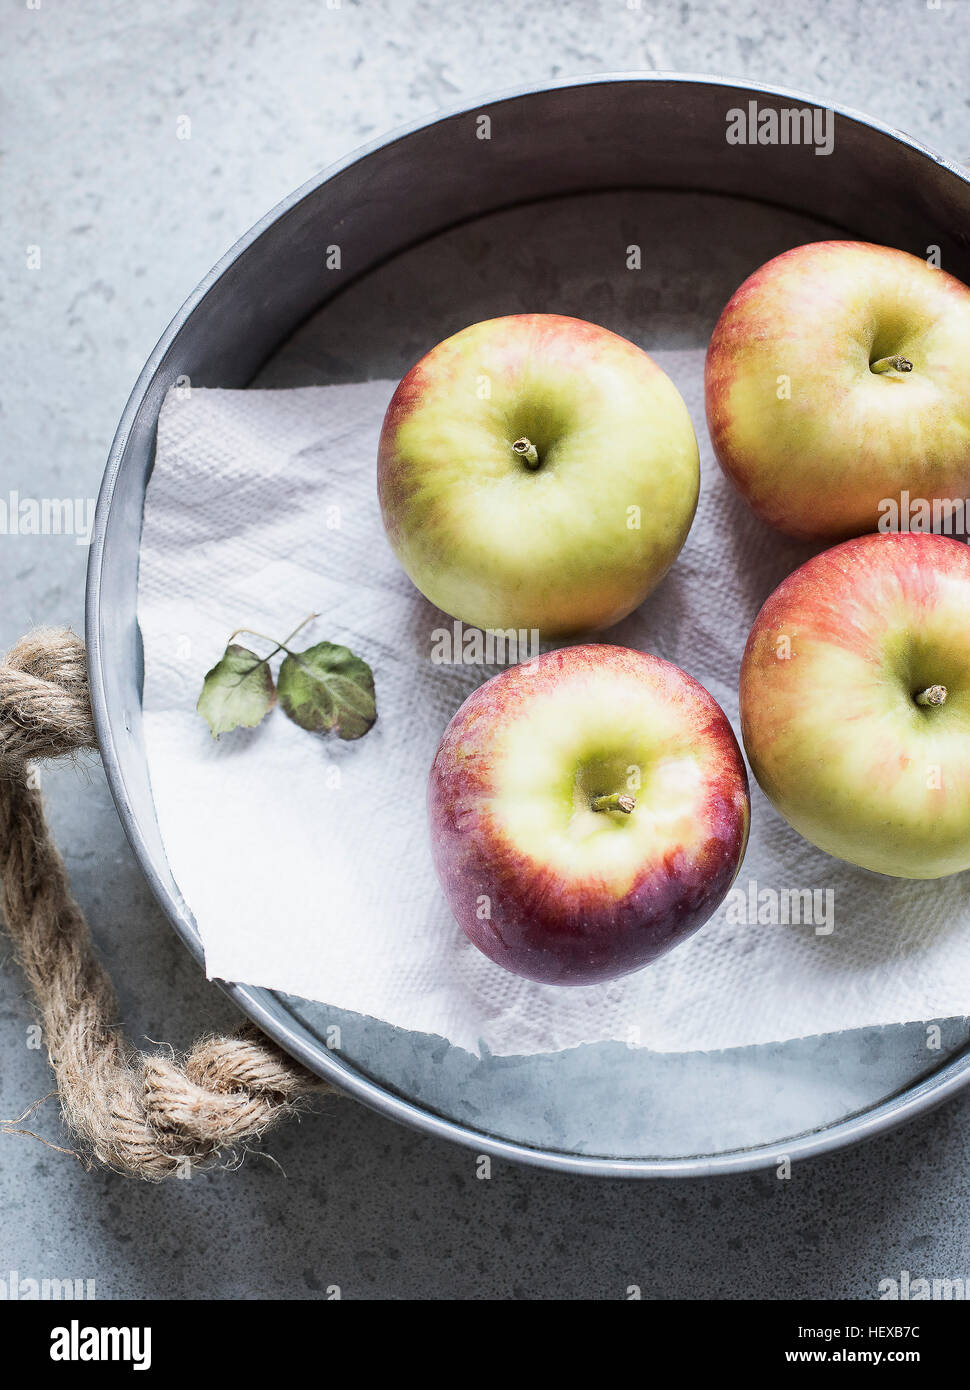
[915,684,948,708]
[511,436,541,469]
[870,354,913,375]
[590,792,636,814]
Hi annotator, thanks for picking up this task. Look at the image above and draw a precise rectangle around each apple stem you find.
[915,684,947,707]
[512,436,541,469]
[870,354,913,375]
[590,792,636,814]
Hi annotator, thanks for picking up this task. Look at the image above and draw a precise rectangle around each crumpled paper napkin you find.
[137,359,970,1056]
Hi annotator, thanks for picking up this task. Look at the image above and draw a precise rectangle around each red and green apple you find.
[378,313,699,636]
[706,241,970,540]
[428,644,750,985]
[740,531,970,878]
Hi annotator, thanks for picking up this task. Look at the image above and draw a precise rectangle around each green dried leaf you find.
[277,642,377,741]
[197,644,277,737]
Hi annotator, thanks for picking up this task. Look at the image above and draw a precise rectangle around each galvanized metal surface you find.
[87,73,970,1176]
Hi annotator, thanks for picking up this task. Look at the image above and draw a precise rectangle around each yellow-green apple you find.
[428,645,750,984]
[378,314,699,636]
[706,241,970,540]
[740,531,970,878]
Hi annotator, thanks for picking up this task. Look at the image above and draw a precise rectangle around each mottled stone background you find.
[1,0,968,1299]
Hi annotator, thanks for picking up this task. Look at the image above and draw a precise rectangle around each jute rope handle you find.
[0,628,329,1180]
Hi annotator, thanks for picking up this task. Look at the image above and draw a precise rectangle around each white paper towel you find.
[138,362,970,1057]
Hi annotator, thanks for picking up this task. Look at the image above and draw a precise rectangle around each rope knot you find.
[0,627,96,775]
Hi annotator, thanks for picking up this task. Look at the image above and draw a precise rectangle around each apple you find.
[705,241,970,540]
[378,314,699,636]
[428,644,750,984]
[740,531,970,879]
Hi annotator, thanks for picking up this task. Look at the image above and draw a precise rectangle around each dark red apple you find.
[428,645,750,985]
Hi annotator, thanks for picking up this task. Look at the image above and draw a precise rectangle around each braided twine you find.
[0,628,327,1180]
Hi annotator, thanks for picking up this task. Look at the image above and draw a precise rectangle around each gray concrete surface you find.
[2,0,970,1300]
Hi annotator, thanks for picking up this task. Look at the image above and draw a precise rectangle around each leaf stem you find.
[228,613,320,665]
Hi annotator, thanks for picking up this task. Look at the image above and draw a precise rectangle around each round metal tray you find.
[87,74,970,1176]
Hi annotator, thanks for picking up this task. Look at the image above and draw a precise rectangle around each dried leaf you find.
[277,642,376,741]
[197,644,277,737]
